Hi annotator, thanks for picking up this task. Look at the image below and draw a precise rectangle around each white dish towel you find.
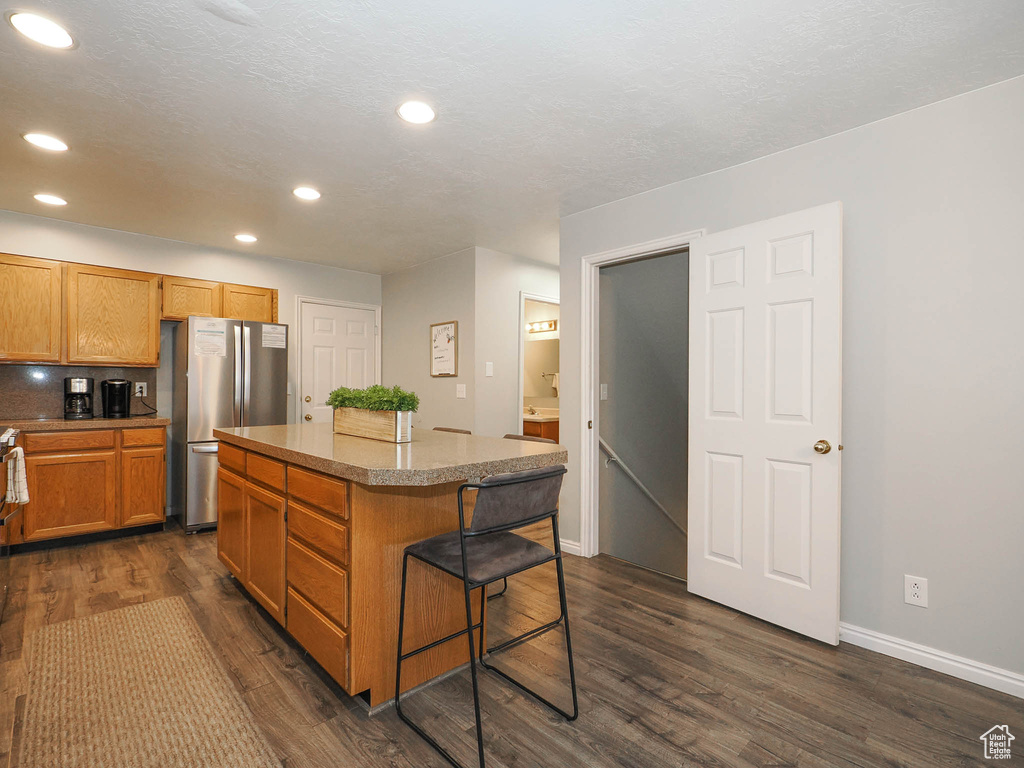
[550,373,559,396]
[5,446,30,505]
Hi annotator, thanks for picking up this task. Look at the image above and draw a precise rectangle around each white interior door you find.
[687,202,842,644]
[300,301,378,423]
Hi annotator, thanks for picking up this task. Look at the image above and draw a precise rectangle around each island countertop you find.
[213,423,567,486]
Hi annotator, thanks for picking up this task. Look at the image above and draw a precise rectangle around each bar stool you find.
[395,465,578,768]
[434,427,473,434]
[502,433,556,444]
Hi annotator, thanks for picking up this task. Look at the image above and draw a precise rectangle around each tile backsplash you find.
[0,365,158,420]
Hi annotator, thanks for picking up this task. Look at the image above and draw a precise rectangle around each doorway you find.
[297,297,381,423]
[597,251,689,580]
[517,294,559,439]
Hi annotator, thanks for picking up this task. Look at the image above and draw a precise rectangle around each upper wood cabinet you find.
[0,253,62,363]
[223,283,276,323]
[66,264,161,366]
[162,276,222,320]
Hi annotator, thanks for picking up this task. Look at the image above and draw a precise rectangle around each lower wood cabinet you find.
[121,446,166,527]
[216,468,246,579]
[244,483,286,623]
[523,419,559,442]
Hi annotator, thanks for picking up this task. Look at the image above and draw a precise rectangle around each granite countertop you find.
[213,423,568,487]
[2,416,170,432]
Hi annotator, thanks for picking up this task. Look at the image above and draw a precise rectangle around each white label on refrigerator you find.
[262,324,286,349]
[194,319,227,357]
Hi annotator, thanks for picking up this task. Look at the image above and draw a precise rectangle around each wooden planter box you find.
[333,408,412,443]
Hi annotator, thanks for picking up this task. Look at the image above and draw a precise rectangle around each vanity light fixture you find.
[234,233,257,243]
[293,186,320,201]
[34,193,67,206]
[23,132,68,151]
[526,320,557,334]
[7,11,75,49]
[396,100,436,124]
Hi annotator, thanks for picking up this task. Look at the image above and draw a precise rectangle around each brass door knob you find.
[813,440,832,454]
[304,414,312,421]
[304,396,312,403]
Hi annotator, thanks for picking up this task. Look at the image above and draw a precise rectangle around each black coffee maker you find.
[100,379,132,419]
[63,377,94,420]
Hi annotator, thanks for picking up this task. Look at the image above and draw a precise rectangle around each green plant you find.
[326,384,420,413]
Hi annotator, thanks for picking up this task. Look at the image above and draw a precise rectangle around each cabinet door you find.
[121,446,166,527]
[217,468,246,580]
[245,483,286,623]
[540,420,559,443]
[23,451,118,541]
[223,284,276,322]
[66,264,161,366]
[0,253,62,362]
[522,420,543,438]
[162,276,222,320]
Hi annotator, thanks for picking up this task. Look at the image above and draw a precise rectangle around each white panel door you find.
[300,302,378,423]
[688,202,842,644]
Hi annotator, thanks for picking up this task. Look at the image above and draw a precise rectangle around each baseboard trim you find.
[839,622,1024,699]
[559,539,582,556]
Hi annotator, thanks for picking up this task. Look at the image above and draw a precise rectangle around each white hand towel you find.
[5,446,29,505]
[551,373,559,396]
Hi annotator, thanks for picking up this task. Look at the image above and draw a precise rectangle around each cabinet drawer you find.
[287,466,348,519]
[287,587,349,691]
[24,430,115,454]
[287,537,348,629]
[288,501,349,567]
[218,442,246,475]
[121,427,165,447]
[247,452,285,492]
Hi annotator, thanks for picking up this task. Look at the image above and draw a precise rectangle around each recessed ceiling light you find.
[293,186,320,201]
[34,193,67,206]
[7,12,74,49]
[397,100,436,124]
[235,233,257,243]
[23,132,68,151]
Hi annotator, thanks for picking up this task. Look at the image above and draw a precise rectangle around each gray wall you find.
[381,248,476,432]
[560,75,1024,673]
[598,254,688,579]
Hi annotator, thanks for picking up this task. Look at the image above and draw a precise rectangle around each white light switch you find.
[485,362,494,377]
[456,384,467,399]
[600,383,608,401]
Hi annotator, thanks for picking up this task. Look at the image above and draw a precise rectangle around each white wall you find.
[560,76,1024,674]
[381,248,476,432]
[0,209,382,422]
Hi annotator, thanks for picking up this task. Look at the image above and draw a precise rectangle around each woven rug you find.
[19,597,280,768]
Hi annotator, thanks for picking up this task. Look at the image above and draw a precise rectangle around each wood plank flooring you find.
[1,528,1020,767]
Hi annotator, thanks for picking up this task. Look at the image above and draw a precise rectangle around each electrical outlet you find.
[904,575,928,607]
[134,382,147,397]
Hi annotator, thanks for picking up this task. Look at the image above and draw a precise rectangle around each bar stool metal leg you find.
[486,577,508,600]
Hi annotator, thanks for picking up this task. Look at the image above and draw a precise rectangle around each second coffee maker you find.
[100,379,132,418]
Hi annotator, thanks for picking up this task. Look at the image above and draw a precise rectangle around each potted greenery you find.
[326,384,420,443]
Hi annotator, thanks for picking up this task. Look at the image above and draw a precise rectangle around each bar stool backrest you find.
[466,465,565,533]
[502,433,556,444]
[434,427,472,434]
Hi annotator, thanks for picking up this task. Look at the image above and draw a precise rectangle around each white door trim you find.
[294,295,382,424]
[517,291,560,436]
[578,229,705,557]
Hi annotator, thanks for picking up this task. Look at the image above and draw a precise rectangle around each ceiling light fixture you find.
[293,186,320,201]
[23,132,68,151]
[234,233,257,243]
[397,100,436,124]
[7,12,74,49]
[34,193,67,206]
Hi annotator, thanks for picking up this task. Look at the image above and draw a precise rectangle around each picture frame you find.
[430,320,458,377]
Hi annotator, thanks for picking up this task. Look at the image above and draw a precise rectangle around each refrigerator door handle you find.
[233,324,243,427]
[190,444,219,454]
[242,324,252,427]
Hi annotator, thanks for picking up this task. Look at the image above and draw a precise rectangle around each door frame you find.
[294,296,382,424]
[516,291,560,436]
[578,228,704,558]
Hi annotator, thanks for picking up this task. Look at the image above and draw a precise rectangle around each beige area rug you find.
[19,597,281,768]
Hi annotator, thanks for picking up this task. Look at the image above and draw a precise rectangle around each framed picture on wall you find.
[430,320,458,377]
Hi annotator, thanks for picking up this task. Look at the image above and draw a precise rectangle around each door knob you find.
[304,396,311,403]
[304,414,312,421]
[813,440,832,454]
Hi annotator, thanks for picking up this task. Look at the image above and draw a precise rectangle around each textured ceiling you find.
[2,0,1023,273]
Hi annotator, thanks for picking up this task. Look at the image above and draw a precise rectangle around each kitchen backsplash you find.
[0,365,158,420]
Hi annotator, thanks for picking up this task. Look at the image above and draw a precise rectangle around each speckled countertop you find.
[2,416,170,432]
[213,423,568,487]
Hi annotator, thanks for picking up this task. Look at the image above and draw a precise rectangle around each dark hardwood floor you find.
[1,528,1020,767]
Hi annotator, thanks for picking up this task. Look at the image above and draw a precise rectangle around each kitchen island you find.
[212,423,567,708]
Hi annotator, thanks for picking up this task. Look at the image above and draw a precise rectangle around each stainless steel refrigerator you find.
[170,317,288,531]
